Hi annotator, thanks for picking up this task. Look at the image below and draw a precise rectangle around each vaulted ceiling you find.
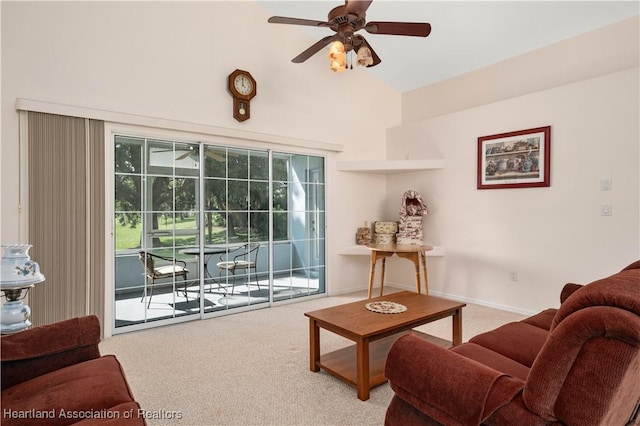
[260,1,639,92]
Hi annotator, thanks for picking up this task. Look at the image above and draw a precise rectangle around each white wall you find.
[375,16,640,315]
[385,67,639,314]
[0,2,400,295]
[3,3,638,313]
[401,16,640,124]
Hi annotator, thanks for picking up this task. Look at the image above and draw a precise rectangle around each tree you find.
[115,140,292,247]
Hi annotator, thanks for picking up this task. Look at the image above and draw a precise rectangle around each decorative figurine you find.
[397,190,428,245]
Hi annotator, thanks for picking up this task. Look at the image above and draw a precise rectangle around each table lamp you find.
[0,244,45,334]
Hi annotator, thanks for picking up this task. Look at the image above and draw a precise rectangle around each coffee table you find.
[304,291,466,400]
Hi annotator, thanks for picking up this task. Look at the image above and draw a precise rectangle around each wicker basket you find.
[373,233,396,244]
[355,227,372,245]
[374,221,398,234]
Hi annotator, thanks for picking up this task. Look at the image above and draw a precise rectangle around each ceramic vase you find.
[1,244,44,334]
[1,244,44,285]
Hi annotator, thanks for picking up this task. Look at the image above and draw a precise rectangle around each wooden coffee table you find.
[304,291,465,400]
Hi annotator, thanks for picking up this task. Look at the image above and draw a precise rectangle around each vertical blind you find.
[27,112,105,328]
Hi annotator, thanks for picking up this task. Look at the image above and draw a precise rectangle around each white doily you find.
[365,301,407,314]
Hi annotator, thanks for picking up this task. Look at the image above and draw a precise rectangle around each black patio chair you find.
[216,243,260,295]
[138,250,191,308]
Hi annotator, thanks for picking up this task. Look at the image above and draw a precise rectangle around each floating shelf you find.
[338,245,445,256]
[336,159,444,174]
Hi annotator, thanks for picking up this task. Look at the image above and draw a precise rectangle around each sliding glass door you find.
[201,145,269,310]
[114,137,201,326]
[112,135,325,331]
[272,152,325,301]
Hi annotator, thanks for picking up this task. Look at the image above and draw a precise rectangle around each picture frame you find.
[477,126,551,189]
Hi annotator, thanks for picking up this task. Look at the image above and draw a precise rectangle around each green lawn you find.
[114,216,228,251]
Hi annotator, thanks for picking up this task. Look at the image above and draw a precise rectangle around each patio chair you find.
[138,250,191,308]
[216,243,260,295]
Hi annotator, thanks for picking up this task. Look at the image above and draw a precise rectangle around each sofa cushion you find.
[385,334,524,426]
[621,260,640,271]
[551,268,640,330]
[2,355,140,426]
[521,308,557,331]
[386,395,446,426]
[525,306,640,425]
[1,316,102,390]
[451,343,530,381]
[469,322,548,367]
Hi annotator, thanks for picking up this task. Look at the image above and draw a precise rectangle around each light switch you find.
[600,178,612,191]
[601,203,612,216]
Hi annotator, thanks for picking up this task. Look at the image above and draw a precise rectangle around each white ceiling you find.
[260,1,639,93]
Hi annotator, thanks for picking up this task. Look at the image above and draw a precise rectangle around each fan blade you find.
[365,21,431,37]
[345,0,373,19]
[292,35,338,63]
[354,35,381,67]
[205,151,225,162]
[268,16,331,28]
[176,151,191,161]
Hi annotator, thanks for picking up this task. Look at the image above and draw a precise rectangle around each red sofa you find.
[1,315,146,426]
[385,261,640,425]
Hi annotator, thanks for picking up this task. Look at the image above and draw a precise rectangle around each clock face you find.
[233,74,253,96]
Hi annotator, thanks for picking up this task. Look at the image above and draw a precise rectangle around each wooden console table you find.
[366,244,433,298]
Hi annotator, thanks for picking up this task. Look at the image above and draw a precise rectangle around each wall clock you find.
[228,69,256,122]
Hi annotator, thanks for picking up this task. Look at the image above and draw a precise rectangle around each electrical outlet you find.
[510,272,518,282]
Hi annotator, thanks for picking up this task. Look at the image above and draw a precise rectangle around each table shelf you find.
[338,245,445,256]
[318,330,450,389]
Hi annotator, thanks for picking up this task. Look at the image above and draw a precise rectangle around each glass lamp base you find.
[1,299,32,334]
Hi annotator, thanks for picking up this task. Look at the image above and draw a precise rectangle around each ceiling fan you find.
[267,0,431,68]
[151,146,227,162]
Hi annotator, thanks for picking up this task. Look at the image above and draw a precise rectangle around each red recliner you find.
[385,262,640,426]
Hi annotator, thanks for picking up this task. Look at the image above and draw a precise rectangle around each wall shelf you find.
[338,245,445,256]
[336,159,444,174]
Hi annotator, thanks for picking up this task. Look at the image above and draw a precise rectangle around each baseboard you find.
[329,281,539,317]
[328,285,370,297]
[379,282,539,317]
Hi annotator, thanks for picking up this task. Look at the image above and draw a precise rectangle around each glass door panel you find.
[202,145,269,311]
[273,153,325,302]
[114,136,202,327]
[114,137,326,332]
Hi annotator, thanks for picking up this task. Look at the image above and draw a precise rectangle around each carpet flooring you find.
[99,289,525,426]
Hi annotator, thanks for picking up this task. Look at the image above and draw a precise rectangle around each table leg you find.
[368,252,377,299]
[309,319,320,372]
[411,253,421,294]
[379,258,386,297]
[203,256,211,278]
[203,257,211,291]
[356,338,371,401]
[452,308,462,346]
[396,251,423,295]
[421,252,429,295]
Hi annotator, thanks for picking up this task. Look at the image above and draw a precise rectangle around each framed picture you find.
[477,126,551,189]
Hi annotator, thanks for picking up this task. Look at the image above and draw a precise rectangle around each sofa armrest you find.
[560,283,583,304]
[1,315,101,390]
[385,335,523,426]
[621,260,640,271]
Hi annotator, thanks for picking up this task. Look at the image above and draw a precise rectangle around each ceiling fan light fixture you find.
[356,46,373,67]
[328,40,347,72]
[268,0,430,69]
